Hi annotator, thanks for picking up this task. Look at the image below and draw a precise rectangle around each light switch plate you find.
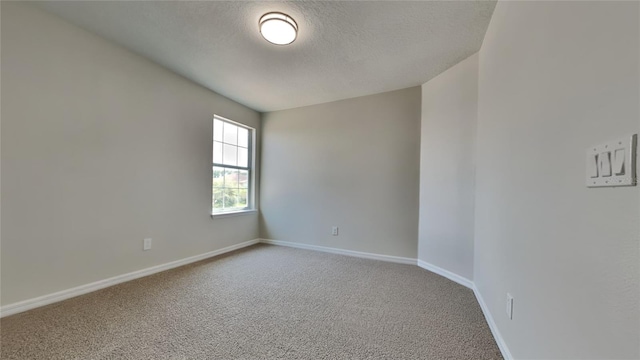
[586,134,636,187]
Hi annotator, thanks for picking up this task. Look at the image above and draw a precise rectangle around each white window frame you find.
[211,115,256,217]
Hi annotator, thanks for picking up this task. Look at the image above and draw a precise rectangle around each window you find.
[212,116,254,214]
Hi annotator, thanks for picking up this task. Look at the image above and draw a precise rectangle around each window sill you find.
[211,209,258,219]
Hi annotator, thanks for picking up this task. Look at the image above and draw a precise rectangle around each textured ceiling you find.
[34,1,496,112]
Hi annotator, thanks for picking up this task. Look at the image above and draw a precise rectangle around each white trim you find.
[416,259,473,289]
[0,239,260,318]
[473,284,513,360]
[259,239,417,265]
[213,114,253,130]
[211,209,258,219]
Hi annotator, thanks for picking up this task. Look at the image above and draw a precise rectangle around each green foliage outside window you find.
[212,167,249,212]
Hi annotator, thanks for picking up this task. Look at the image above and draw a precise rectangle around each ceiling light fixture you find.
[259,12,297,45]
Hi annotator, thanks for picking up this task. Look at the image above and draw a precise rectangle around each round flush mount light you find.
[259,12,298,45]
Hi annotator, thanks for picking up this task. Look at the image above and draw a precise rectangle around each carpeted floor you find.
[0,244,502,359]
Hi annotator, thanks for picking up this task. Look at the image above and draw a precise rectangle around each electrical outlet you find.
[143,238,152,251]
[331,226,339,236]
[506,293,514,319]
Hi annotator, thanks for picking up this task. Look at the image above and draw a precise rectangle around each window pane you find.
[212,188,224,210]
[238,147,248,168]
[223,144,237,166]
[238,170,249,188]
[223,122,238,145]
[238,127,249,148]
[224,169,239,188]
[223,187,238,208]
[213,119,223,142]
[237,189,248,208]
[213,141,223,164]
[213,166,225,187]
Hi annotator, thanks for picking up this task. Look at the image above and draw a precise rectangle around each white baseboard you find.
[416,259,473,289]
[0,239,260,318]
[473,284,513,360]
[259,239,417,265]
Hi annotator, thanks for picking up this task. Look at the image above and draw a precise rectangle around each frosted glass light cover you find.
[260,12,297,45]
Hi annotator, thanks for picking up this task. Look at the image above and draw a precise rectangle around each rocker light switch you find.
[613,149,625,175]
[599,152,612,177]
[588,154,599,178]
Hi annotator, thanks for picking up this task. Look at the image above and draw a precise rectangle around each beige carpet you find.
[0,244,502,359]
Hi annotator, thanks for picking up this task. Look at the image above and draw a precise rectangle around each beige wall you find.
[419,53,478,280]
[475,1,639,358]
[1,3,261,306]
[260,87,421,258]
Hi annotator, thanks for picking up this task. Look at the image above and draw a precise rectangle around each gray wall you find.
[475,1,639,358]
[260,88,421,258]
[418,53,478,280]
[1,3,261,306]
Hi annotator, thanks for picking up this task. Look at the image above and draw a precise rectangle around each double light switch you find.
[586,134,636,187]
